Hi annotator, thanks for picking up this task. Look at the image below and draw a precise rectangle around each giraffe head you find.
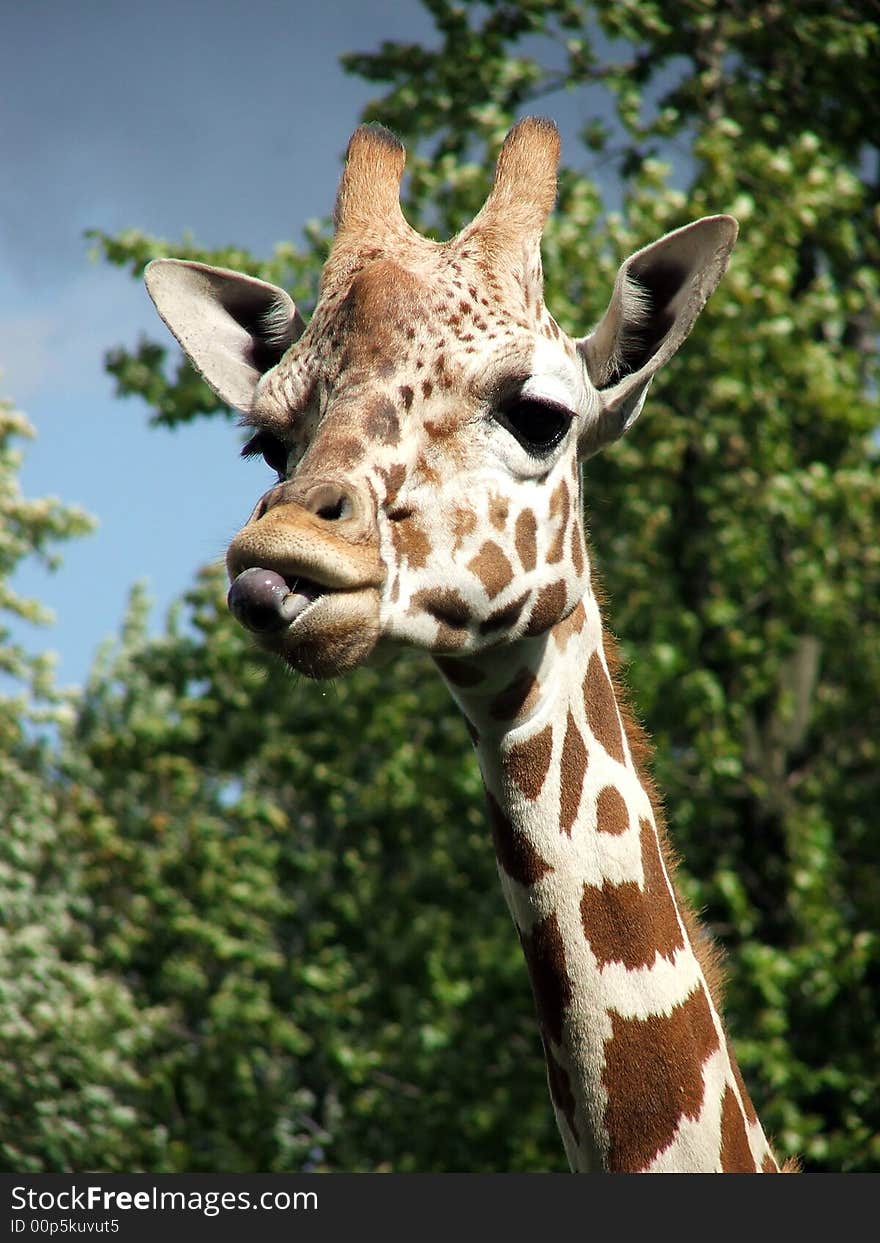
[146,119,736,678]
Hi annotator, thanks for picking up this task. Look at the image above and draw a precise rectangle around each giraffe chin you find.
[251,586,382,680]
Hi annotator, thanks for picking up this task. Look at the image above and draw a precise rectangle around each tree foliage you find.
[0,393,165,1172]
[4,1,879,1171]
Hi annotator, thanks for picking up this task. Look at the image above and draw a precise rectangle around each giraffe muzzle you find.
[226,477,384,592]
[224,484,385,677]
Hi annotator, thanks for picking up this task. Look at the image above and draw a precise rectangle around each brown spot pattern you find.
[515,508,538,572]
[571,522,585,576]
[489,666,541,722]
[485,791,552,887]
[559,711,588,836]
[581,817,685,969]
[544,1039,580,1145]
[434,656,485,687]
[363,397,400,445]
[594,785,630,836]
[424,411,462,446]
[479,590,530,635]
[433,624,466,651]
[521,914,570,1045]
[552,600,585,650]
[489,493,509,530]
[450,505,477,551]
[503,723,553,799]
[414,452,439,485]
[318,434,365,470]
[719,1084,757,1172]
[525,580,567,636]
[602,984,720,1172]
[391,515,431,569]
[467,540,514,600]
[547,479,570,564]
[379,462,406,505]
[583,651,626,764]
[411,587,470,629]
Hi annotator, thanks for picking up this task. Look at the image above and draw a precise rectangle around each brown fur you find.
[552,599,586,650]
[597,612,727,1006]
[389,513,431,569]
[602,985,719,1172]
[719,1084,757,1172]
[479,590,531,635]
[520,913,570,1046]
[450,504,477,552]
[594,784,630,836]
[489,666,542,722]
[546,478,570,565]
[558,711,588,837]
[544,1039,580,1146]
[504,723,554,800]
[434,656,485,688]
[332,124,408,245]
[570,519,585,576]
[525,580,567,636]
[411,587,470,651]
[515,507,538,572]
[585,563,794,1168]
[580,817,686,971]
[469,117,560,256]
[582,651,627,765]
[363,396,401,445]
[486,791,552,886]
[489,492,509,531]
[467,540,515,599]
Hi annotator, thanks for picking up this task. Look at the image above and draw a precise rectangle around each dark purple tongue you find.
[227,567,317,633]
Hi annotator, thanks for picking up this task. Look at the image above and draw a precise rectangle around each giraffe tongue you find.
[227,567,322,633]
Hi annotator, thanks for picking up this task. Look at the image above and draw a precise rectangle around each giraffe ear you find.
[144,260,305,412]
[576,215,738,458]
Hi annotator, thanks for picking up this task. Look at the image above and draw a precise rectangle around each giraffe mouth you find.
[225,545,384,679]
[227,566,328,634]
[226,563,382,679]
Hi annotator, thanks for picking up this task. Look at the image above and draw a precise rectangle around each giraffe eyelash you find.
[241,430,289,477]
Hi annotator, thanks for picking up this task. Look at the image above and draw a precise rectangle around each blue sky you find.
[1,0,598,689]
[1,0,435,687]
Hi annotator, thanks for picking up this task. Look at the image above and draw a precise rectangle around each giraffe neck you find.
[436,592,778,1172]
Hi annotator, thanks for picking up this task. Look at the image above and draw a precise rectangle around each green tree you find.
[23,0,880,1171]
[59,572,555,1169]
[0,390,169,1171]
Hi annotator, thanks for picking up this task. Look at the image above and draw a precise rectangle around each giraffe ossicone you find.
[145,118,787,1172]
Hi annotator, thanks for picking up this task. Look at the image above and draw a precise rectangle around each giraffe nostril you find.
[316,496,349,521]
[303,482,355,523]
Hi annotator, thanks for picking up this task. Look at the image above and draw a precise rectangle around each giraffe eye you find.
[241,431,289,478]
[498,397,573,454]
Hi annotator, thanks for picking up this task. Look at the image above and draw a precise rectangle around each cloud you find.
[0,262,157,407]
[0,312,56,400]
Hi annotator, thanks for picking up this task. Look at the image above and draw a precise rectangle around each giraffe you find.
[144,118,787,1172]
